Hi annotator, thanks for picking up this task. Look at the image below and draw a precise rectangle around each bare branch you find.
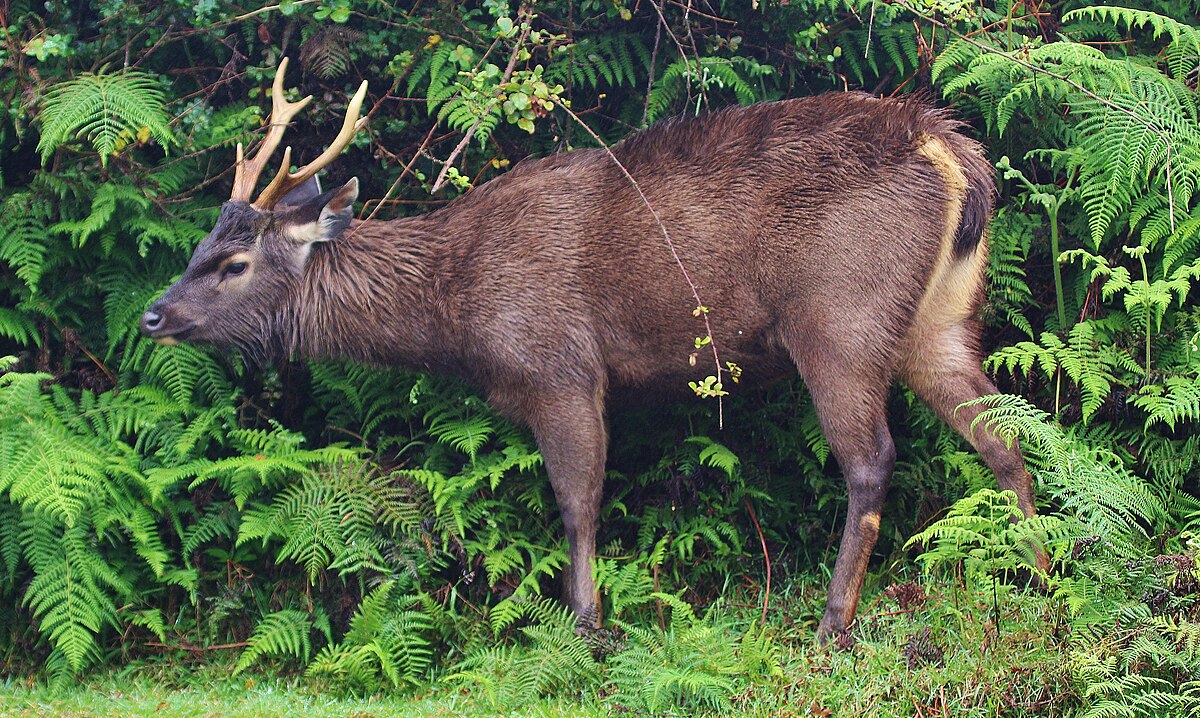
[430,9,532,193]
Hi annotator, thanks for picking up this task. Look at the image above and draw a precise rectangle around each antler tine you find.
[230,57,313,203]
[252,79,369,210]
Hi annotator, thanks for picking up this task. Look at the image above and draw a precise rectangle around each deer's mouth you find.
[140,309,198,345]
[151,329,193,346]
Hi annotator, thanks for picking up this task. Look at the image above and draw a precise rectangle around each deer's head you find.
[140,58,366,352]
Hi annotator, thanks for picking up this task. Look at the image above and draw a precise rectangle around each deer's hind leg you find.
[899,319,1036,519]
[781,323,900,641]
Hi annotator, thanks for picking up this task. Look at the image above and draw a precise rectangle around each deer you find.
[140,59,1039,641]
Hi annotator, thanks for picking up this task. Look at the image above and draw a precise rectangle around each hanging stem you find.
[1048,203,1066,331]
[1048,204,1066,415]
[1138,250,1151,376]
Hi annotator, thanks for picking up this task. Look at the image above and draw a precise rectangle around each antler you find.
[230,57,369,210]
[230,58,312,204]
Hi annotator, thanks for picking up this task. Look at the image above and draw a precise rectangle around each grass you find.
[0,573,1085,718]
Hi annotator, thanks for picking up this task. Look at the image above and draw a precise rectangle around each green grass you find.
[0,676,604,718]
[0,574,1085,718]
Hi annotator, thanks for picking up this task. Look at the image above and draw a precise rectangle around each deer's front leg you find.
[525,385,608,623]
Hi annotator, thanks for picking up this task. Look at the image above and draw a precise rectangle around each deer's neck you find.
[290,216,458,370]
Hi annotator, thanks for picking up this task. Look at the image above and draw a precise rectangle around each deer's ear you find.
[283,177,359,244]
[279,175,323,207]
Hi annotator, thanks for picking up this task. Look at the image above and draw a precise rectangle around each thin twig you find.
[682,0,704,105]
[556,101,727,425]
[866,0,876,58]
[129,23,174,70]
[744,496,772,624]
[663,0,734,24]
[230,0,320,23]
[430,10,532,192]
[649,0,697,106]
[355,122,440,225]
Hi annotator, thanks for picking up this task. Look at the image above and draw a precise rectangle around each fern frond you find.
[1066,6,1200,80]
[310,582,434,690]
[21,521,130,673]
[234,609,313,674]
[37,70,174,166]
[1132,375,1200,430]
[0,307,38,347]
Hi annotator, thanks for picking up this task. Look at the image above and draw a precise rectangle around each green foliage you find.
[906,488,1062,583]
[1132,374,1200,430]
[986,323,1130,422]
[234,609,314,674]
[308,581,434,692]
[238,459,418,581]
[449,599,601,706]
[1075,615,1200,717]
[606,594,780,714]
[0,371,167,673]
[2,3,1200,716]
[969,395,1168,549]
[645,56,773,122]
[37,70,174,166]
[544,34,650,91]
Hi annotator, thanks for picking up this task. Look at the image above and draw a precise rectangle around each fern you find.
[0,372,113,525]
[545,33,650,89]
[1071,75,1200,247]
[407,40,503,142]
[451,598,601,706]
[1066,6,1200,80]
[424,399,496,461]
[49,181,151,248]
[308,362,417,445]
[684,435,740,479]
[646,56,771,122]
[0,307,38,347]
[139,343,233,406]
[1076,614,1200,717]
[299,26,364,79]
[37,70,174,166]
[0,191,54,292]
[238,459,418,581]
[0,367,198,673]
[1133,375,1200,430]
[906,488,1065,586]
[968,394,1168,552]
[594,544,663,620]
[180,502,238,558]
[986,208,1037,338]
[986,322,1129,422]
[607,594,777,714]
[308,581,434,691]
[234,609,314,674]
[20,519,130,674]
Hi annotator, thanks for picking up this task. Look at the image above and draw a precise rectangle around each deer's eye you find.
[225,261,248,277]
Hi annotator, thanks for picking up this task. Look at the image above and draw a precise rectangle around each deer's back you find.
[420,93,984,396]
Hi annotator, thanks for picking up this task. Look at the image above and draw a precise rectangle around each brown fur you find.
[143,93,1037,639]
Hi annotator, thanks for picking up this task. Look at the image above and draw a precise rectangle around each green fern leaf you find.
[37,70,174,166]
[234,609,313,674]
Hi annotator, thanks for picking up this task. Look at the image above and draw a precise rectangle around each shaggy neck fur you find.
[278,215,455,370]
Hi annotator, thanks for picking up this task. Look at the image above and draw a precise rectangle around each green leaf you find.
[37,70,174,166]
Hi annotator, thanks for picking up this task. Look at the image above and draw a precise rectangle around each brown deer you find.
[141,60,1038,640]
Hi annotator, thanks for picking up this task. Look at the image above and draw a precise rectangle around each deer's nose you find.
[141,309,164,334]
